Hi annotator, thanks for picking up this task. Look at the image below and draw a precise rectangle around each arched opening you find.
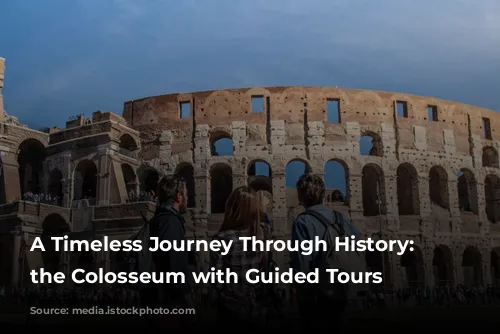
[248,160,272,193]
[491,248,500,287]
[248,160,273,211]
[176,163,196,208]
[210,131,233,156]
[286,159,310,188]
[119,134,138,152]
[210,163,232,214]
[73,160,98,201]
[324,159,349,205]
[360,132,383,157]
[396,163,420,215]
[17,139,46,196]
[433,245,454,287]
[365,250,392,290]
[362,163,386,216]
[41,213,70,274]
[482,146,499,168]
[457,169,478,214]
[137,165,159,201]
[429,166,449,209]
[400,246,425,289]
[485,175,500,224]
[121,164,137,200]
[48,169,63,206]
[462,246,483,286]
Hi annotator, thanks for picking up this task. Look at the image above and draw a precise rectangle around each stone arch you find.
[210,130,233,156]
[360,131,383,157]
[210,163,233,214]
[17,138,47,195]
[324,159,349,204]
[362,163,386,216]
[429,166,449,209]
[433,245,454,286]
[482,146,499,168]
[485,174,500,224]
[48,168,63,206]
[457,168,478,214]
[73,160,98,201]
[137,165,159,197]
[121,164,137,197]
[41,213,70,274]
[491,248,500,287]
[400,245,425,289]
[119,134,138,150]
[462,246,483,286]
[248,160,272,193]
[248,160,273,212]
[285,159,311,189]
[119,134,138,153]
[396,163,420,215]
[175,163,196,208]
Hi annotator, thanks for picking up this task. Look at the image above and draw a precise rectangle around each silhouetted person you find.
[210,186,269,329]
[290,173,349,331]
[142,174,195,329]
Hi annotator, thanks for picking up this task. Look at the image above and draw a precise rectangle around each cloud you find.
[105,0,149,35]
[3,0,500,124]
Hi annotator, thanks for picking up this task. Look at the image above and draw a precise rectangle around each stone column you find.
[454,250,464,285]
[384,173,400,231]
[11,231,22,287]
[348,172,363,223]
[476,179,488,233]
[424,245,435,288]
[232,158,246,189]
[1,151,21,202]
[271,165,286,237]
[418,174,431,217]
[97,148,110,206]
[482,247,491,286]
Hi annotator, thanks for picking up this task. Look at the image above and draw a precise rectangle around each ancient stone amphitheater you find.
[0,57,499,290]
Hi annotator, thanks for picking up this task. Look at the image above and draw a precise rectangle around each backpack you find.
[114,211,170,291]
[300,209,369,302]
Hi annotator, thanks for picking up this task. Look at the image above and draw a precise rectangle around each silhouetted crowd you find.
[9,174,500,331]
[21,192,61,206]
[1,284,499,313]
[126,190,158,203]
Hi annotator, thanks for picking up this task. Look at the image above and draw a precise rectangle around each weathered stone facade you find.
[0,58,499,290]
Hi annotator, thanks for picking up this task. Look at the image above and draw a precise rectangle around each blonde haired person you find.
[210,186,269,328]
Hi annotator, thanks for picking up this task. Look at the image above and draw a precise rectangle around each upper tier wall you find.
[123,87,499,155]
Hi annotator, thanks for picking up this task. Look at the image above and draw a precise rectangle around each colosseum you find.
[0,57,499,290]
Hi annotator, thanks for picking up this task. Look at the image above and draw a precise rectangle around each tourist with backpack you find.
[209,186,270,328]
[140,174,196,328]
[290,173,367,331]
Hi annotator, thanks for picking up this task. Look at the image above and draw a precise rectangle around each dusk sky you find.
[1,0,499,189]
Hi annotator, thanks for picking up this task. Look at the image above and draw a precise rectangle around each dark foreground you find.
[1,305,499,332]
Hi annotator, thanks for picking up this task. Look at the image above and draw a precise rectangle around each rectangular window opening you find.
[180,101,190,119]
[327,99,340,123]
[483,117,492,139]
[251,96,264,113]
[396,101,408,118]
[428,105,438,121]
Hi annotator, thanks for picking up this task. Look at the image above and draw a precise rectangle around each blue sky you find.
[1,0,499,190]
